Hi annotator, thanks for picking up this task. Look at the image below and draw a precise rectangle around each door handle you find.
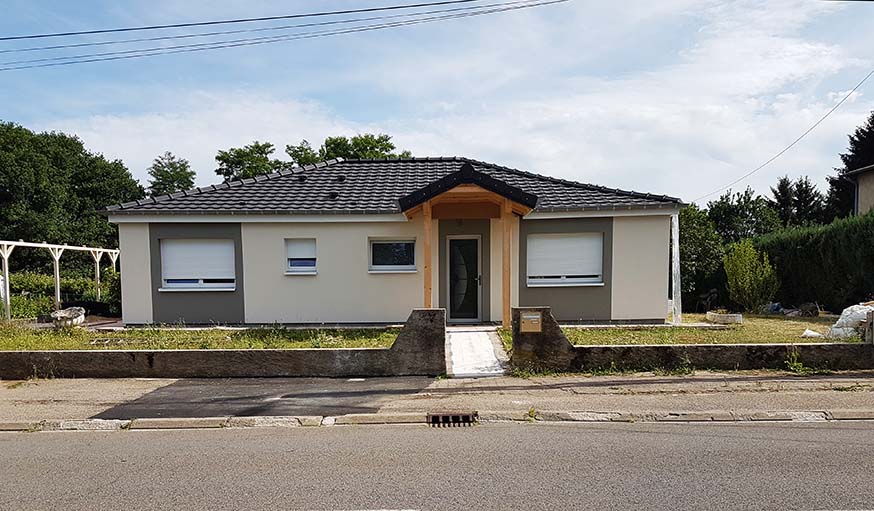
[476,275,482,285]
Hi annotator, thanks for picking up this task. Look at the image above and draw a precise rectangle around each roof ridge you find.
[455,157,683,204]
[106,158,345,211]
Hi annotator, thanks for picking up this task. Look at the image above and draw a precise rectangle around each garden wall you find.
[0,309,446,379]
[511,307,874,372]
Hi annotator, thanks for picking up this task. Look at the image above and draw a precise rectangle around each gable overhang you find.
[399,163,537,219]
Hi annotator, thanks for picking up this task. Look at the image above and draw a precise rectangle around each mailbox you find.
[520,311,542,333]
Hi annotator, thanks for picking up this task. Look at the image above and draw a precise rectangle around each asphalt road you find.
[2,422,873,510]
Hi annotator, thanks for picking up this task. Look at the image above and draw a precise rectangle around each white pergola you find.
[0,240,119,321]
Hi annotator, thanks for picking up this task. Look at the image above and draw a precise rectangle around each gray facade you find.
[149,223,245,324]
[438,219,491,322]
[518,217,613,322]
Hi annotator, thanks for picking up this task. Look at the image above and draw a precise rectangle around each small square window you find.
[286,238,317,275]
[369,239,416,272]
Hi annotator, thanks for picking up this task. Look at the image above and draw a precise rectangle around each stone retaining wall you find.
[511,307,874,372]
[0,309,446,379]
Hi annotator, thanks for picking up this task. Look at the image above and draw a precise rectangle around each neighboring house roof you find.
[845,163,874,178]
[105,157,683,215]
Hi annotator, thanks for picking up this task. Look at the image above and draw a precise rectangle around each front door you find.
[447,236,481,323]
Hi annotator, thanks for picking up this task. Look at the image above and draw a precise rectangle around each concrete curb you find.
[3,409,874,432]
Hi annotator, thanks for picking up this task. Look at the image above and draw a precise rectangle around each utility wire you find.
[0,0,483,41]
[692,65,874,203]
[0,0,567,71]
[0,0,533,55]
[0,0,543,65]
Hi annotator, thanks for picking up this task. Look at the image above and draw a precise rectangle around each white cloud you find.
[37,0,874,205]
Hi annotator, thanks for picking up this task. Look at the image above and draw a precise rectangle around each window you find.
[369,239,416,272]
[160,239,236,290]
[286,238,317,275]
[526,233,603,286]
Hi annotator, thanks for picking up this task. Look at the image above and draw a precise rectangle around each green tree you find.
[147,151,196,197]
[826,110,874,221]
[679,205,724,295]
[723,239,779,312]
[0,121,144,274]
[792,176,825,226]
[285,133,411,167]
[214,141,288,181]
[768,176,795,227]
[707,187,781,243]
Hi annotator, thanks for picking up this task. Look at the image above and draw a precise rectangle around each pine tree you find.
[825,110,874,221]
[768,176,795,227]
[792,176,825,226]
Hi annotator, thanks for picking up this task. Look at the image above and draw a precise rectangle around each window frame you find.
[526,232,604,288]
[159,238,236,292]
[285,238,318,276]
[368,238,417,273]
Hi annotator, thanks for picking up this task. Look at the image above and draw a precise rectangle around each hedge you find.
[755,211,874,312]
[9,272,96,297]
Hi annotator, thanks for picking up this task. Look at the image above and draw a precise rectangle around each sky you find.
[2,0,874,205]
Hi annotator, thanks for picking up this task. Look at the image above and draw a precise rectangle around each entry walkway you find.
[446,326,506,378]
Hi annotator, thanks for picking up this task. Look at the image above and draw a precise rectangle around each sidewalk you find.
[2,371,873,429]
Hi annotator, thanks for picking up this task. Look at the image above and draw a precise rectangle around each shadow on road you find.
[93,377,435,419]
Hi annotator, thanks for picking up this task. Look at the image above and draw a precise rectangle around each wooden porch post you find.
[90,249,103,301]
[502,199,512,328]
[1,243,13,321]
[48,246,65,311]
[423,201,433,308]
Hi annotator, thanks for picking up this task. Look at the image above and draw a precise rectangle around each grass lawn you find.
[0,324,400,351]
[497,314,857,350]
[564,314,855,345]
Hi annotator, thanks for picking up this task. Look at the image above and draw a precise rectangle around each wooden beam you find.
[432,202,501,219]
[423,201,433,308]
[502,199,512,328]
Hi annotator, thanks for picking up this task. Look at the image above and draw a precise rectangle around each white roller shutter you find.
[161,239,235,281]
[286,239,316,259]
[527,233,603,285]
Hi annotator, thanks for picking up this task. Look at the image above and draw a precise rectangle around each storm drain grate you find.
[427,411,478,427]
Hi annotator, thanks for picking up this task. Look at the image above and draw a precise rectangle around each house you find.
[105,157,684,327]
[846,163,874,215]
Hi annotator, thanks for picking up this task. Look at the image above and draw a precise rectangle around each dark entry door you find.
[448,237,480,322]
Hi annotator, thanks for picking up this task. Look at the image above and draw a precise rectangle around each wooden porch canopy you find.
[399,163,538,327]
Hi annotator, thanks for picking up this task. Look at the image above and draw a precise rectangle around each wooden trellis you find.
[0,240,119,321]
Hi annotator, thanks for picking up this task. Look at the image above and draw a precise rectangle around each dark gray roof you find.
[106,157,683,215]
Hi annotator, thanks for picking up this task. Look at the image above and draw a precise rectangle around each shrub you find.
[103,269,121,315]
[723,239,779,312]
[9,272,96,300]
[8,294,54,319]
[756,211,874,311]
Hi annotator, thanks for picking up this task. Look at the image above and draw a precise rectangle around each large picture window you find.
[286,238,317,274]
[369,239,416,272]
[526,233,603,286]
[160,239,236,290]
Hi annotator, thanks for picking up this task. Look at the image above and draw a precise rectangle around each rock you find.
[50,307,86,327]
[800,329,824,338]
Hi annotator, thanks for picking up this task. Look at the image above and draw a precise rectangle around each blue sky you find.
[2,0,874,204]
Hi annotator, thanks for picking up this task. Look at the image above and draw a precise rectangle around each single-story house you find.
[846,163,874,215]
[105,157,684,327]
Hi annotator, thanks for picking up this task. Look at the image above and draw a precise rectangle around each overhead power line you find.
[0,0,530,55]
[692,65,874,203]
[0,0,567,72]
[0,0,483,41]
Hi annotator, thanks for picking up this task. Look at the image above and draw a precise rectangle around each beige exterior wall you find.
[241,220,429,323]
[117,223,152,324]
[858,172,874,215]
[611,215,670,320]
[488,216,519,323]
